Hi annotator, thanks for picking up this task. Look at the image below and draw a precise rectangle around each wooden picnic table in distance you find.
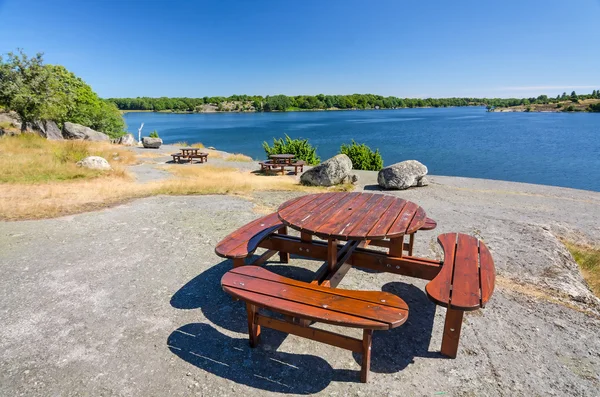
[269,154,295,165]
[180,148,202,156]
[277,192,427,285]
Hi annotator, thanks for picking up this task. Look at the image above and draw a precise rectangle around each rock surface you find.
[118,133,136,146]
[76,156,111,170]
[300,154,354,186]
[62,122,110,141]
[378,160,428,189]
[39,120,63,140]
[142,137,163,149]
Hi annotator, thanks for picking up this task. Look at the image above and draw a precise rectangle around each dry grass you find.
[0,134,137,184]
[0,135,353,220]
[563,241,600,298]
[225,153,253,162]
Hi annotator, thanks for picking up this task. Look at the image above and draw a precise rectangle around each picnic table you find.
[216,192,496,382]
[172,148,209,164]
[259,154,305,175]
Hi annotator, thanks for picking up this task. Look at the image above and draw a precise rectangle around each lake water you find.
[124,108,600,192]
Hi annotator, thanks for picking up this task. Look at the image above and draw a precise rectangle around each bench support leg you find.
[233,258,245,268]
[408,233,415,256]
[361,329,373,383]
[278,226,289,263]
[441,308,464,358]
[246,304,261,348]
[389,237,404,258]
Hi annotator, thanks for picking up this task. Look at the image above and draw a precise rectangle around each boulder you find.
[39,121,63,140]
[118,133,136,146]
[62,122,109,142]
[76,156,111,170]
[377,160,428,190]
[300,154,354,186]
[142,137,162,149]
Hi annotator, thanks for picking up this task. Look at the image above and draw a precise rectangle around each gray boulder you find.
[118,133,136,146]
[142,137,162,149]
[63,122,110,142]
[300,154,354,186]
[378,160,428,190]
[76,156,111,170]
[38,121,63,140]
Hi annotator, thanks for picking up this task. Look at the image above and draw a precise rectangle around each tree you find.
[0,49,52,131]
[570,91,578,101]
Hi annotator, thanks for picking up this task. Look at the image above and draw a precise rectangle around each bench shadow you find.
[352,281,443,372]
[363,184,384,191]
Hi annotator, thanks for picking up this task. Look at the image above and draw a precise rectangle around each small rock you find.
[142,137,162,149]
[377,160,428,190]
[76,156,111,170]
[300,154,353,186]
[118,133,136,146]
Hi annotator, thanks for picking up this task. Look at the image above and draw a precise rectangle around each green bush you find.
[588,103,600,112]
[149,130,159,138]
[262,134,320,165]
[339,140,383,171]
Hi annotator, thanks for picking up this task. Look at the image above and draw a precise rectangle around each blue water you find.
[124,108,600,192]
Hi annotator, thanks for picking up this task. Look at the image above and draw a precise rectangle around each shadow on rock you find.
[353,281,442,372]
[167,323,356,394]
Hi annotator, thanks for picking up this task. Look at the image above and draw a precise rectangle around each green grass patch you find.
[563,241,600,297]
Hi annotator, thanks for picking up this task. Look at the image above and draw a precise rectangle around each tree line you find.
[107,91,600,113]
[0,50,125,137]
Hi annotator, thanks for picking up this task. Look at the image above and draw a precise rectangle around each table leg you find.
[441,308,464,358]
[278,226,289,263]
[327,239,338,272]
[389,237,404,257]
[246,303,261,348]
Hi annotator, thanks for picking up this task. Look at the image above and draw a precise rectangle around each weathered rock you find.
[300,154,353,186]
[40,121,63,140]
[118,133,136,146]
[378,160,428,190]
[62,122,110,142]
[0,111,21,130]
[142,137,163,149]
[76,156,111,170]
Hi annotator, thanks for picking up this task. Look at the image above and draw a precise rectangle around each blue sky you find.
[1,0,598,98]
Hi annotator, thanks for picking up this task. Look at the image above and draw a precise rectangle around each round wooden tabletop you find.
[277,192,427,241]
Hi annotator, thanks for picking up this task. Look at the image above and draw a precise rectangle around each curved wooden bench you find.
[259,161,286,175]
[425,233,495,358]
[291,160,305,175]
[421,217,437,230]
[215,213,288,267]
[222,266,409,383]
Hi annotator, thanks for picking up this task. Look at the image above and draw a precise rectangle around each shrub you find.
[262,134,320,165]
[588,103,600,112]
[149,130,159,138]
[339,140,383,171]
[565,105,575,112]
[556,103,562,108]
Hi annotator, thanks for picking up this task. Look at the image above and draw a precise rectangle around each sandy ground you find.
[1,155,599,396]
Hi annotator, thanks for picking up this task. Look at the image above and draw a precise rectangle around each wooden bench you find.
[171,153,188,163]
[189,152,208,163]
[221,265,409,383]
[215,213,290,268]
[259,161,286,175]
[291,160,305,175]
[425,233,495,358]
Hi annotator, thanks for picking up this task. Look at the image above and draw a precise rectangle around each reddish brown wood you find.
[361,329,373,383]
[215,213,283,259]
[478,240,496,307]
[278,193,427,241]
[440,308,463,358]
[252,250,278,266]
[327,239,338,272]
[451,234,481,309]
[300,232,312,242]
[256,315,363,352]
[425,233,457,306]
[421,217,438,231]
[278,226,289,263]
[233,258,245,268]
[246,303,260,347]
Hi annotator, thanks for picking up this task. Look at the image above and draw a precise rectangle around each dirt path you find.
[1,170,599,395]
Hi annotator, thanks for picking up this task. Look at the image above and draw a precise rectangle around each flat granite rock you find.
[378,160,428,190]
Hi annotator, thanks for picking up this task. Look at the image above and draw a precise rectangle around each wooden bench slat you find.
[407,207,427,234]
[313,193,372,237]
[278,193,336,223]
[450,234,481,309]
[289,192,356,233]
[425,233,457,306]
[215,213,283,259]
[222,272,406,327]
[479,241,496,307]
[224,286,391,330]
[229,266,408,310]
[421,217,437,231]
[320,193,378,238]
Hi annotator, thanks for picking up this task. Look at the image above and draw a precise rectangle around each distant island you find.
[107,91,600,114]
